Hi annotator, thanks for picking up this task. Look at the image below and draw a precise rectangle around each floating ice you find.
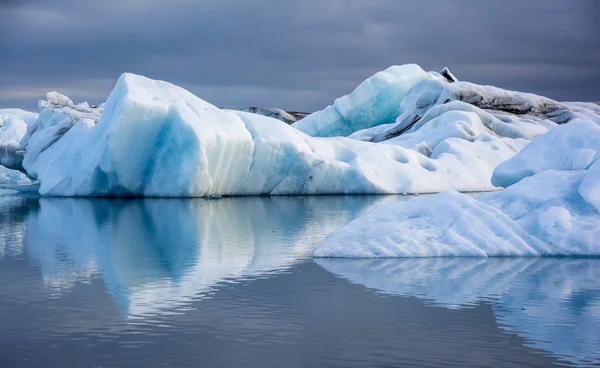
[314,169,600,258]
[20,72,540,197]
[314,117,600,258]
[4,64,600,197]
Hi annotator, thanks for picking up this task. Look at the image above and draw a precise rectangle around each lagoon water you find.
[0,192,599,368]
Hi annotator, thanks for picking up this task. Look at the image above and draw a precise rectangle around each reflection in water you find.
[316,258,600,366]
[4,194,395,319]
[2,193,600,367]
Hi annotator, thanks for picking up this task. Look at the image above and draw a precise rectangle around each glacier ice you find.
[314,118,600,258]
[2,63,600,197]
[314,170,600,258]
[19,72,542,197]
[20,92,103,177]
[292,64,436,137]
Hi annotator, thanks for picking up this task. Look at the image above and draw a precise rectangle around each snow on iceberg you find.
[314,119,600,258]
[292,64,437,137]
[492,119,600,188]
[21,72,533,197]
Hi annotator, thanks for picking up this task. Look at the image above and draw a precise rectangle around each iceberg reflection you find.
[316,258,600,366]
[17,195,397,319]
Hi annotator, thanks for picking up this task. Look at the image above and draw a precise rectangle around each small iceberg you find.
[313,120,600,258]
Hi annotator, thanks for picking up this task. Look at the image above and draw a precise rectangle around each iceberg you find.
[18,72,536,197]
[2,64,599,197]
[314,119,600,258]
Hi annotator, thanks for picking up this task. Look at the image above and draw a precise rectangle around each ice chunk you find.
[313,191,548,258]
[292,64,435,137]
[19,92,103,177]
[492,119,600,187]
[314,170,600,258]
[0,116,32,184]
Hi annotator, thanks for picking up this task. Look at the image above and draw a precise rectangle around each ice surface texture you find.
[292,64,435,137]
[314,120,600,258]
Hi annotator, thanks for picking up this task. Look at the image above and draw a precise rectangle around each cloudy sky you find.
[1,0,599,112]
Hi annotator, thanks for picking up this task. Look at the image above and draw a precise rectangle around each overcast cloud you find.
[1,0,599,111]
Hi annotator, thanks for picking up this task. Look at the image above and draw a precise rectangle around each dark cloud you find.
[1,0,599,111]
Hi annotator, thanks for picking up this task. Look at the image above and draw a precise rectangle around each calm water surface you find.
[0,192,599,368]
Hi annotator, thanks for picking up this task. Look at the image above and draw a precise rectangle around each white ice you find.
[492,119,600,188]
[314,119,600,258]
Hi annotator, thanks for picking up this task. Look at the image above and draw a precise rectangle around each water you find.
[1,192,599,368]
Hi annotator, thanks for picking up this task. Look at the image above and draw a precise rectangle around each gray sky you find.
[1,0,599,112]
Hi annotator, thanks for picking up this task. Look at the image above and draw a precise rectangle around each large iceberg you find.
[314,120,600,258]
[14,72,536,196]
[2,63,599,197]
